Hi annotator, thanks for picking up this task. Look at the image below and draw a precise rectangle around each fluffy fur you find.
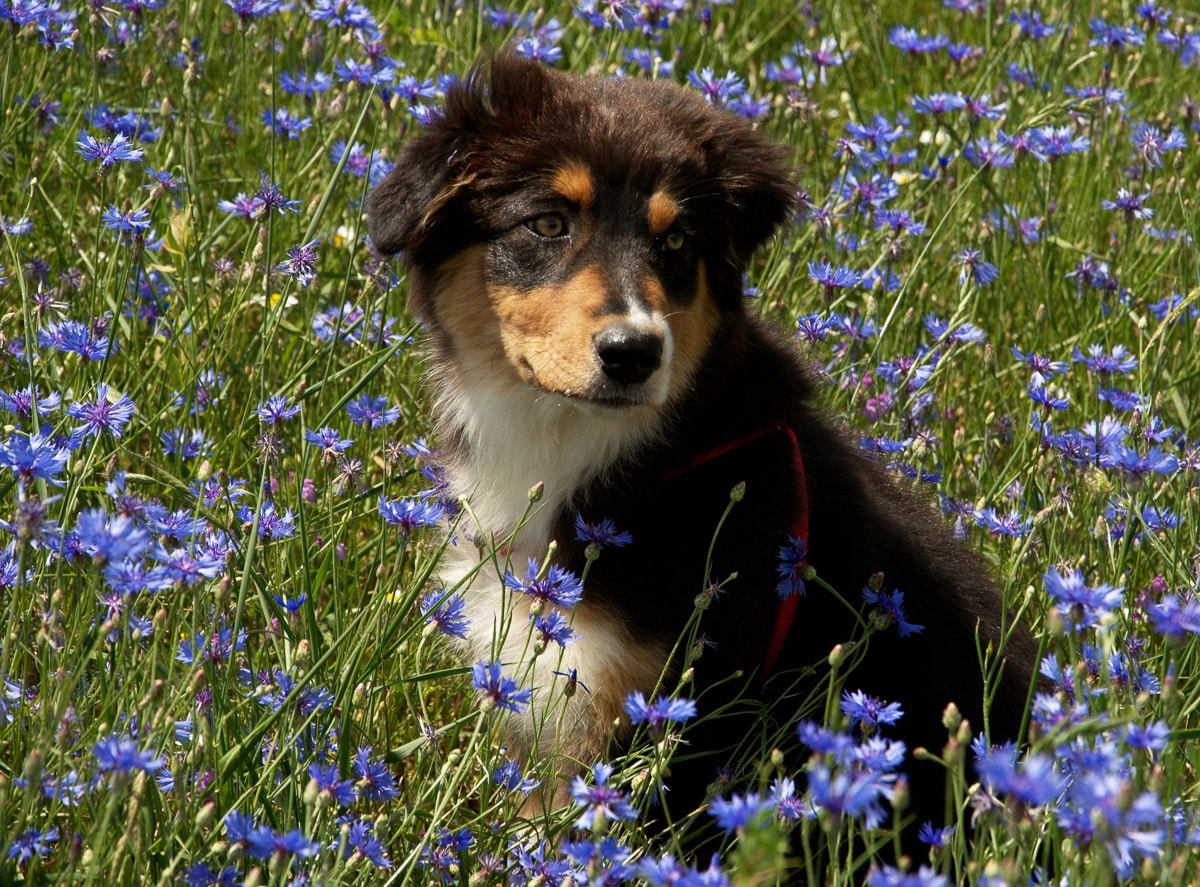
[368,54,1038,841]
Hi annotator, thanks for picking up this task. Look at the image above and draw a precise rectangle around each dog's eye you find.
[662,231,687,252]
[527,214,566,238]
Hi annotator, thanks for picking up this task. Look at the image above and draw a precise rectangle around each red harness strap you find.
[664,422,810,682]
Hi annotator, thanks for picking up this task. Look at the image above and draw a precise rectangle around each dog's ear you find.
[367,53,549,259]
[704,121,796,266]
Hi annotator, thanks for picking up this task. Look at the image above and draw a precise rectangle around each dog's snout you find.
[595,326,663,387]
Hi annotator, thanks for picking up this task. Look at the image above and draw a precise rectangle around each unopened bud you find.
[528,481,544,503]
[730,481,746,502]
[942,702,962,733]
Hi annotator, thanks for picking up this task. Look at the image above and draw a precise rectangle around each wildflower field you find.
[2,0,1200,884]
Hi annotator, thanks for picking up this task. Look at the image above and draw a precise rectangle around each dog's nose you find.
[595,325,663,386]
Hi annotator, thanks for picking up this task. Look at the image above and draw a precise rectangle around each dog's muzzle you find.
[595,324,664,387]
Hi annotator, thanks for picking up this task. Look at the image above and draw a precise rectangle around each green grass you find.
[1,1,1199,885]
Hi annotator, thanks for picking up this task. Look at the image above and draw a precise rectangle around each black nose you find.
[595,326,663,386]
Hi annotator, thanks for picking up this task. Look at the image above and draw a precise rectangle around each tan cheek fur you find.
[493,265,609,396]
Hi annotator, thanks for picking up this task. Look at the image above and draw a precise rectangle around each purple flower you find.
[253,171,300,215]
[93,735,165,776]
[38,318,114,361]
[308,762,356,806]
[343,819,392,868]
[775,534,808,599]
[472,660,532,713]
[1,431,69,487]
[352,746,399,801]
[686,68,745,105]
[420,590,470,639]
[954,248,999,286]
[346,393,400,428]
[532,610,577,648]
[808,260,862,295]
[493,759,540,795]
[7,826,59,863]
[624,691,697,732]
[237,501,296,540]
[972,506,1033,537]
[840,690,903,730]
[101,206,153,237]
[1102,188,1153,220]
[861,587,924,637]
[1072,344,1139,375]
[709,791,773,833]
[570,762,638,830]
[502,558,584,610]
[866,865,948,887]
[1044,566,1124,631]
[910,91,966,115]
[574,514,633,549]
[76,130,144,167]
[378,496,444,533]
[276,238,319,287]
[262,107,312,139]
[1147,595,1200,639]
[973,739,1065,806]
[1029,125,1091,161]
[67,383,135,439]
[254,394,301,424]
[305,426,353,455]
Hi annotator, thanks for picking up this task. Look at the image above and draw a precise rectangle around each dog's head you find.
[368,54,794,412]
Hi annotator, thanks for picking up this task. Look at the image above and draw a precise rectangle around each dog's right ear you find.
[367,53,549,259]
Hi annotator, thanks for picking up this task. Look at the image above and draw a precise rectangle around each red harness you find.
[664,422,810,681]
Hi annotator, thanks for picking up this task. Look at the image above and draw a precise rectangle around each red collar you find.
[665,421,809,681]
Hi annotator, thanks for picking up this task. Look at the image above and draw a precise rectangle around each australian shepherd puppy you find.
[367,54,1037,836]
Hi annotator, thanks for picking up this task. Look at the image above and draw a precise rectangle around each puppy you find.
[367,53,1038,837]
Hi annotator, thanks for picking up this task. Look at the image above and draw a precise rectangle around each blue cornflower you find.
[1099,444,1178,478]
[308,762,357,806]
[972,506,1033,537]
[502,558,584,610]
[866,865,948,887]
[272,592,308,613]
[1009,10,1058,39]
[1011,346,1069,376]
[775,534,808,599]
[279,69,333,97]
[922,314,985,345]
[305,426,353,456]
[262,107,312,139]
[7,826,59,863]
[624,691,697,733]
[888,25,949,54]
[808,260,862,301]
[493,759,540,795]
[180,861,241,887]
[1028,383,1070,411]
[378,496,444,533]
[100,206,152,238]
[1,431,69,487]
[342,819,393,868]
[1098,387,1144,413]
[1147,595,1200,640]
[807,759,897,828]
[532,610,578,649]
[1131,123,1188,169]
[861,587,924,637]
[686,68,745,105]
[1044,566,1124,631]
[874,209,926,237]
[1089,17,1146,50]
[472,660,532,713]
[216,192,263,219]
[974,739,1064,806]
[253,171,300,215]
[346,393,400,428]
[254,394,300,424]
[73,508,151,563]
[954,248,999,286]
[574,514,633,549]
[570,762,638,830]
[0,386,60,420]
[420,590,470,639]
[38,318,114,361]
[963,136,1014,168]
[910,92,966,115]
[225,0,284,23]
[276,238,319,287]
[709,791,774,833]
[334,57,394,87]
[1073,344,1138,375]
[331,140,382,178]
[247,827,321,861]
[67,383,135,439]
[310,0,378,29]
[161,428,210,459]
[841,690,903,731]
[352,745,399,801]
[76,130,144,167]
[917,821,955,846]
[237,501,296,540]
[158,547,225,585]
[1029,125,1091,161]
[1122,720,1170,751]
[93,735,165,776]
[1102,188,1153,220]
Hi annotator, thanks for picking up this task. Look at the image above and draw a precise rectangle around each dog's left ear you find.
[704,121,796,266]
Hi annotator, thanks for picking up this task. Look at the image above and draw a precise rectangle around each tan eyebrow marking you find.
[552,162,595,208]
[647,191,679,237]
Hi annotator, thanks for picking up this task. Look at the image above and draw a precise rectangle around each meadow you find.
[1,0,1199,884]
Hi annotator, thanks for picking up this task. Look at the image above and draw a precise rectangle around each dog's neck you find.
[433,372,662,554]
